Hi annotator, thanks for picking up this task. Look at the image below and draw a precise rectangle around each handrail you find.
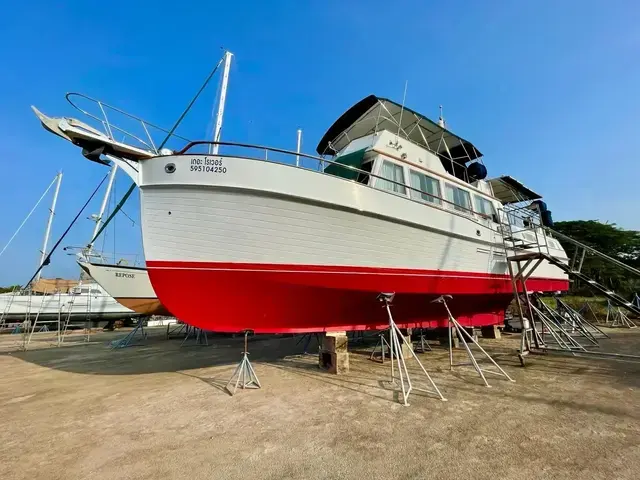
[546,228,640,277]
[66,93,192,154]
[176,141,493,221]
[177,140,326,162]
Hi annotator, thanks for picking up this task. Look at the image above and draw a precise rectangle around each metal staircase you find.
[508,250,640,317]
[546,228,640,317]
[499,203,640,362]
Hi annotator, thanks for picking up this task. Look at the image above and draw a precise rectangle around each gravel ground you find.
[0,327,639,480]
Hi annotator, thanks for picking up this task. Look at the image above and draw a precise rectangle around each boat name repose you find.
[115,272,135,279]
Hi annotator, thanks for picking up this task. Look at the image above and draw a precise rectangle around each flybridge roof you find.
[488,176,542,204]
[316,95,482,162]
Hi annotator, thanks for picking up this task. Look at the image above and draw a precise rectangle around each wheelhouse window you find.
[473,195,498,221]
[409,170,441,205]
[356,159,374,185]
[445,184,472,213]
[376,160,406,195]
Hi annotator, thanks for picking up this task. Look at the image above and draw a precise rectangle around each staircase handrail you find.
[546,227,640,277]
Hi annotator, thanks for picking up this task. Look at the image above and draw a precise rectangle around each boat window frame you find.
[408,169,442,205]
[473,194,499,222]
[373,158,408,196]
[444,183,473,216]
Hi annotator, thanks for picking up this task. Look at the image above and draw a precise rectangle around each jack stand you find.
[370,329,394,363]
[349,330,365,344]
[110,319,147,349]
[167,322,188,339]
[434,295,514,387]
[414,328,432,353]
[226,330,261,395]
[609,305,637,328]
[295,332,322,354]
[378,293,446,406]
[181,326,209,346]
[555,298,609,341]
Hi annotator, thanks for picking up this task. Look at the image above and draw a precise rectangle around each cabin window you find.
[376,161,406,194]
[445,184,471,213]
[409,171,441,205]
[80,288,89,294]
[90,289,101,295]
[356,159,374,185]
[473,195,498,221]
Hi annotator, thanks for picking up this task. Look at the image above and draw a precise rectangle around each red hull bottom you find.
[146,262,569,333]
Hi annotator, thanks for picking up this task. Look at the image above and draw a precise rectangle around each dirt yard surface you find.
[1,327,639,480]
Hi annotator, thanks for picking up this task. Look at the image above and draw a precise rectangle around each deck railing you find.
[178,141,494,223]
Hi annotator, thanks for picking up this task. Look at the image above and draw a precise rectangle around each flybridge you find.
[316,95,482,160]
[315,95,488,186]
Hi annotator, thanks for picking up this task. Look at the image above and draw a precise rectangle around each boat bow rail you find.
[65,93,191,156]
[33,93,192,166]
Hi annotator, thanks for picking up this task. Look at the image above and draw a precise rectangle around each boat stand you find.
[633,293,640,309]
[607,301,637,328]
[110,319,147,349]
[378,293,446,406]
[555,298,609,341]
[295,332,322,354]
[369,329,394,363]
[166,322,188,339]
[226,330,261,395]
[434,295,514,388]
[414,328,432,353]
[181,326,209,346]
[537,300,598,348]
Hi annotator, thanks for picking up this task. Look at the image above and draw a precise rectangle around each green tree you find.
[552,220,640,296]
[0,285,22,294]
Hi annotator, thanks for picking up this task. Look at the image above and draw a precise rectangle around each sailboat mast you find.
[87,164,119,252]
[211,50,233,155]
[35,171,62,283]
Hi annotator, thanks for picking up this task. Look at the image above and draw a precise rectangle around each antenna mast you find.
[396,80,408,141]
[211,50,233,155]
[296,128,302,167]
[438,105,445,128]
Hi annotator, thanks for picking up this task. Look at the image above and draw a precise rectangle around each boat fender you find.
[467,162,488,180]
[531,199,548,213]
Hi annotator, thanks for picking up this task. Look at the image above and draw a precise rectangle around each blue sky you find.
[1,0,639,285]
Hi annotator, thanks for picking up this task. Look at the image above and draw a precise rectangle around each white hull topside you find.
[78,261,157,300]
[0,284,137,322]
[134,154,568,282]
[76,260,170,316]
